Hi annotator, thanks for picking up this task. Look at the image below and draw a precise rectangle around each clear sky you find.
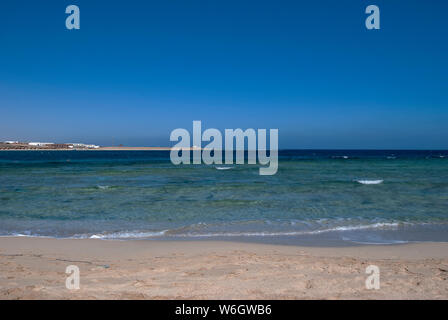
[0,0,447,148]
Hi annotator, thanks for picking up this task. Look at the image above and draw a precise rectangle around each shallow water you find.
[0,150,447,245]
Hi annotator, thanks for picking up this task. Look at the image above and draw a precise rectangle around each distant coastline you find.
[0,142,172,151]
[0,147,171,151]
[96,146,171,151]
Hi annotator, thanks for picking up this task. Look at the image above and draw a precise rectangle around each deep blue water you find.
[0,150,447,245]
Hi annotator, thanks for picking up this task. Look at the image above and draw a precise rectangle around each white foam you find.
[89,230,167,239]
[0,222,407,240]
[342,238,409,245]
[356,179,383,185]
[170,222,400,238]
[0,233,51,239]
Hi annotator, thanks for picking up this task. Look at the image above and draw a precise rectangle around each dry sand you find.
[0,237,447,299]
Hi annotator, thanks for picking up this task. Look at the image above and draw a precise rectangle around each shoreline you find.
[1,237,447,299]
[3,233,448,248]
[0,147,172,151]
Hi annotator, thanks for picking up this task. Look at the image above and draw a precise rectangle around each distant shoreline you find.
[1,148,447,151]
[0,147,172,151]
[97,146,171,151]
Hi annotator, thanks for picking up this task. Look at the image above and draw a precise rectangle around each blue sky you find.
[0,0,447,148]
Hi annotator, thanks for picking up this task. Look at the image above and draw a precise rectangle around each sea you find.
[0,150,447,246]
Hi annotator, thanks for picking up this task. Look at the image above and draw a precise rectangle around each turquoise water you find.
[0,150,447,245]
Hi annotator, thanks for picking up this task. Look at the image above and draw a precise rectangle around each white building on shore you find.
[28,142,54,147]
[69,143,100,149]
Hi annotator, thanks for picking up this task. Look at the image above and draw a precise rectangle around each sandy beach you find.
[97,147,172,151]
[0,237,447,300]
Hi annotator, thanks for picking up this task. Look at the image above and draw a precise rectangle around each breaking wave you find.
[88,230,168,239]
[356,179,383,185]
[0,222,402,240]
